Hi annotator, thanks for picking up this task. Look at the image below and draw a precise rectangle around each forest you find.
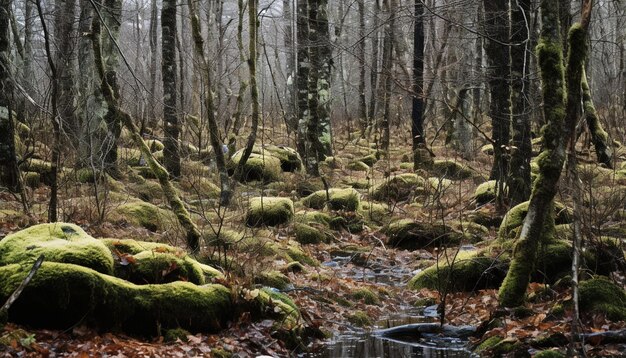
[0,0,625,356]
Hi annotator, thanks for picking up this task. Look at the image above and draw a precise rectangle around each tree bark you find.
[92,7,202,253]
[380,0,393,153]
[499,0,592,307]
[411,0,425,169]
[581,68,613,168]
[283,0,298,134]
[0,0,21,193]
[162,0,181,178]
[483,0,511,207]
[508,0,532,205]
[357,0,367,133]
[295,0,309,159]
[54,0,78,140]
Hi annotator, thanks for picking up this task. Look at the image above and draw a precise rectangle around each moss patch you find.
[246,197,294,227]
[347,311,372,327]
[474,180,504,206]
[430,160,473,180]
[294,223,331,245]
[111,201,177,232]
[384,219,469,250]
[254,270,291,289]
[302,188,361,211]
[229,149,283,183]
[0,223,114,275]
[350,288,380,305]
[370,174,425,202]
[0,262,232,335]
[579,276,626,321]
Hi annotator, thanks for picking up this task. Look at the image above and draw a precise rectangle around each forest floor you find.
[1,126,625,357]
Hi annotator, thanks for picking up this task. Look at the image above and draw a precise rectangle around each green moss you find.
[408,251,505,291]
[260,145,303,172]
[246,197,294,227]
[244,288,300,330]
[474,180,505,206]
[351,288,380,305]
[480,144,494,155]
[0,262,232,335]
[430,160,473,180]
[294,210,332,226]
[294,223,331,245]
[426,177,452,193]
[111,201,177,231]
[359,202,390,225]
[229,149,283,183]
[329,212,365,233]
[384,219,468,250]
[23,171,40,188]
[164,328,190,343]
[282,241,319,266]
[370,173,425,202]
[449,221,489,243]
[346,160,370,171]
[120,148,144,166]
[0,223,114,275]
[129,180,163,202]
[302,188,361,211]
[498,201,570,241]
[579,276,626,321]
[146,139,165,153]
[475,336,503,354]
[178,177,220,198]
[255,270,291,289]
[347,310,372,327]
[19,158,53,174]
[534,350,565,358]
[358,153,379,166]
[124,251,205,285]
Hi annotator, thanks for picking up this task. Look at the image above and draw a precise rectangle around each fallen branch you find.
[0,255,45,321]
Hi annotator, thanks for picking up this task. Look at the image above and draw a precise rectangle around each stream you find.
[310,253,477,357]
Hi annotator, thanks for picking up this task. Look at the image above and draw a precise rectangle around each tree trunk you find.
[54,0,78,141]
[581,68,613,168]
[508,0,533,205]
[162,0,181,178]
[147,0,158,132]
[92,7,202,253]
[498,0,593,307]
[188,0,231,206]
[357,0,367,133]
[283,0,297,134]
[380,0,393,153]
[368,0,382,126]
[295,0,309,159]
[309,0,333,159]
[483,0,511,207]
[411,0,425,169]
[0,0,21,193]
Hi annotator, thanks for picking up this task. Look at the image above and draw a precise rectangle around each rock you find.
[0,223,114,275]
[110,201,177,232]
[145,139,165,153]
[473,180,505,206]
[246,197,294,227]
[498,201,572,240]
[229,150,282,183]
[370,174,426,202]
[301,188,361,211]
[294,223,331,245]
[261,145,303,172]
[346,160,370,171]
[254,270,291,290]
[0,262,232,335]
[408,251,506,291]
[579,276,626,321]
[384,219,468,250]
[430,160,473,180]
[350,287,380,305]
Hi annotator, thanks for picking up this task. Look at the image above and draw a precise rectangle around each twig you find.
[1,255,45,315]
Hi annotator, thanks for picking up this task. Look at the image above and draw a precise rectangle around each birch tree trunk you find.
[283,0,297,134]
[295,0,309,158]
[162,0,181,178]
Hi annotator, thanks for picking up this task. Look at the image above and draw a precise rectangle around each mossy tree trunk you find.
[581,68,613,168]
[379,0,393,154]
[508,0,532,205]
[283,0,297,134]
[54,0,78,141]
[368,0,381,128]
[92,4,202,253]
[498,0,593,307]
[357,0,367,134]
[0,0,21,193]
[309,0,333,160]
[233,0,260,181]
[227,0,249,156]
[482,0,511,207]
[162,0,181,178]
[295,0,309,159]
[187,0,232,206]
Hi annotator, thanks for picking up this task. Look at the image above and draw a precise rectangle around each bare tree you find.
[162,0,181,178]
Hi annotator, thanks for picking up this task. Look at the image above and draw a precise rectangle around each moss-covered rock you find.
[408,251,506,291]
[430,160,473,180]
[23,171,40,188]
[229,150,282,183]
[246,197,294,227]
[474,180,505,206]
[370,174,425,202]
[534,350,565,358]
[498,201,571,241]
[254,270,291,289]
[111,201,176,232]
[329,212,365,233]
[294,210,332,226]
[128,180,163,202]
[294,223,331,245]
[346,160,370,171]
[145,139,165,153]
[302,188,361,211]
[579,276,626,321]
[0,223,114,275]
[178,177,220,199]
[0,262,232,335]
[384,219,468,250]
[261,145,303,172]
[359,201,390,225]
[163,327,190,343]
